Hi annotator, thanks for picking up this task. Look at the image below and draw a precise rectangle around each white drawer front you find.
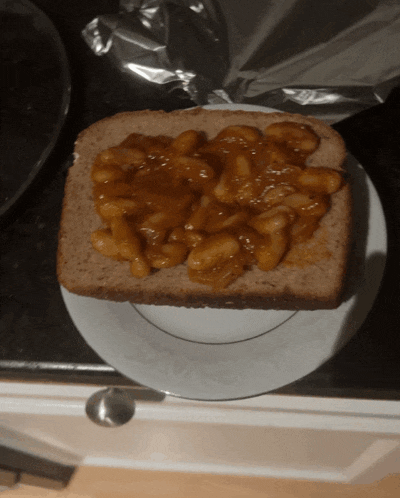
[0,382,399,484]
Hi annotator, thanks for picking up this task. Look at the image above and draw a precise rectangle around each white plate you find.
[61,104,387,401]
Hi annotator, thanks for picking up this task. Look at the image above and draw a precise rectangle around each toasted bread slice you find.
[57,108,351,310]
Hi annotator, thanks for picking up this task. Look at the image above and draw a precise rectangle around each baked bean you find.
[91,229,121,259]
[96,149,117,166]
[138,189,194,213]
[254,232,288,271]
[213,173,236,203]
[264,122,319,153]
[146,242,188,268]
[171,130,204,155]
[92,166,125,183]
[119,148,147,168]
[263,185,296,205]
[233,154,252,177]
[298,168,342,194]
[171,156,215,184]
[110,217,142,260]
[302,199,329,218]
[290,217,320,244]
[188,253,245,290]
[185,204,208,231]
[98,199,140,219]
[266,204,297,222]
[203,203,231,232]
[258,142,295,166]
[168,226,186,243]
[184,230,205,248]
[147,144,170,158]
[235,180,258,203]
[238,228,264,258]
[117,241,140,261]
[145,212,169,226]
[283,193,311,208]
[217,125,261,142]
[283,193,328,217]
[187,233,240,271]
[141,211,187,231]
[214,168,259,205]
[206,211,248,233]
[249,211,290,235]
[262,162,303,183]
[130,257,151,278]
[111,216,137,239]
[98,147,146,167]
[94,182,132,199]
[139,226,167,245]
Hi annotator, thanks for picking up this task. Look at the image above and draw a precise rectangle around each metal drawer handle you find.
[85,388,136,427]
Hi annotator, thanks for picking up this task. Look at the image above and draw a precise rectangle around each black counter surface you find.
[1,0,400,399]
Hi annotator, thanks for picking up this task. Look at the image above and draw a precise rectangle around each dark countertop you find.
[1,0,400,399]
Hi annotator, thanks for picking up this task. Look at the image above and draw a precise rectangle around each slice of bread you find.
[57,108,351,310]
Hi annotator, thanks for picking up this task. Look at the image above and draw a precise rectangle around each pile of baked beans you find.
[90,122,343,289]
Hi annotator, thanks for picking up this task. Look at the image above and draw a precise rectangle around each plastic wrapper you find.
[83,0,400,122]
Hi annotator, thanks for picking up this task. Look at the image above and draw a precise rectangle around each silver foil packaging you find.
[83,0,400,122]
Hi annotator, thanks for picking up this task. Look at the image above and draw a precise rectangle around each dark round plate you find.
[0,0,71,219]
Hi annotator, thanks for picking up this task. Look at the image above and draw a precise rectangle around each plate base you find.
[134,304,296,344]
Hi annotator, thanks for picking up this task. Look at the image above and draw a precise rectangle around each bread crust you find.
[57,108,352,310]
